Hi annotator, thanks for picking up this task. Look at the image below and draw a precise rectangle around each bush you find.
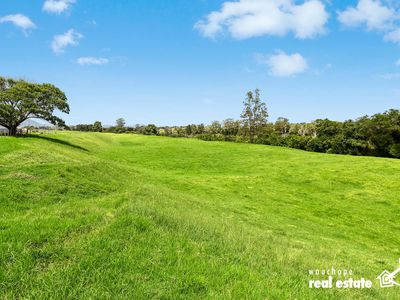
[283,135,312,150]
[306,137,329,153]
[389,144,400,158]
[196,134,225,142]
[255,133,283,146]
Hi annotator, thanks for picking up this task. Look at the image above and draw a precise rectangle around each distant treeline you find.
[69,90,400,159]
[70,110,400,159]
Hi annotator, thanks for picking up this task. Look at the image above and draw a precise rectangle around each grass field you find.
[0,132,399,299]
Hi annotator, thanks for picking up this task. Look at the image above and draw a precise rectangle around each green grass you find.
[0,132,399,299]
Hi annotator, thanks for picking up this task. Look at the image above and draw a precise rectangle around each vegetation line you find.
[1,76,399,159]
[73,90,400,159]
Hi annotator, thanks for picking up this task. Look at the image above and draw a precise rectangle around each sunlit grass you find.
[0,132,399,299]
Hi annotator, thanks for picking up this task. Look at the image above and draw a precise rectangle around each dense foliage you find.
[0,76,69,136]
[159,110,400,158]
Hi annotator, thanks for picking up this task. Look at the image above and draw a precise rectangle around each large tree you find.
[93,121,103,132]
[116,118,126,128]
[0,77,69,136]
[241,89,268,143]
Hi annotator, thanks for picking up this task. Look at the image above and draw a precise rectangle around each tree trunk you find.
[249,124,255,143]
[9,126,18,136]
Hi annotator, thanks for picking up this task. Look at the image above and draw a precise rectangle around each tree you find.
[274,117,290,135]
[116,118,126,128]
[358,109,400,157]
[240,89,268,142]
[297,123,316,137]
[314,119,342,138]
[75,124,93,132]
[208,121,222,134]
[185,124,195,136]
[0,77,69,136]
[222,118,240,136]
[93,121,103,132]
[197,123,205,134]
[144,124,159,135]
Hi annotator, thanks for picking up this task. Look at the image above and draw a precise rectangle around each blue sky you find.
[1,0,400,126]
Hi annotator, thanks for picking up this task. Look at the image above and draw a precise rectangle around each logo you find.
[308,260,400,290]
[308,267,373,289]
[377,259,400,288]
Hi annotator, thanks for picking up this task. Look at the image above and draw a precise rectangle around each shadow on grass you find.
[23,135,89,152]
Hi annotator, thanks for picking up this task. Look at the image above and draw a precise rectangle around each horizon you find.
[1,1,400,125]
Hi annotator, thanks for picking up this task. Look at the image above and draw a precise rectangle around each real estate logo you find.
[308,267,372,289]
[308,259,400,289]
[376,259,400,288]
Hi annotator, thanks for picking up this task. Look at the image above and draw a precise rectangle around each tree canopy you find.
[0,77,69,136]
[116,118,126,128]
[241,89,268,142]
[93,121,103,132]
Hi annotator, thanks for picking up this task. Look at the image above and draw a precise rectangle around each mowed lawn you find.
[0,132,399,299]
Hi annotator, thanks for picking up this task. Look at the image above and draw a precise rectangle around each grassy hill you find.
[0,132,399,299]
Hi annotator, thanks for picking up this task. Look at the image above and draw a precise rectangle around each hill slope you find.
[0,132,399,299]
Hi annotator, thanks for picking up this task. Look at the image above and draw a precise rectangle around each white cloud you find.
[396,58,400,66]
[195,0,329,40]
[51,29,83,54]
[338,0,396,31]
[384,27,400,43]
[258,51,308,77]
[338,1,400,44]
[43,0,76,14]
[0,14,36,34]
[77,57,109,65]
